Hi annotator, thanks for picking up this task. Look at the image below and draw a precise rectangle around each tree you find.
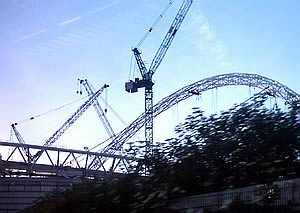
[145,94,300,194]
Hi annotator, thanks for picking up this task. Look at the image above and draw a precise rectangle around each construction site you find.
[1,0,300,212]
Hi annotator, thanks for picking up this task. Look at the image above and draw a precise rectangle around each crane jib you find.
[125,0,192,94]
[149,0,193,75]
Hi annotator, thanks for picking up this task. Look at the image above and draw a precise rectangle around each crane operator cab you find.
[125,78,154,93]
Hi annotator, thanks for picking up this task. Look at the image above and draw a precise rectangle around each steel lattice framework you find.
[101,73,300,157]
[0,141,137,177]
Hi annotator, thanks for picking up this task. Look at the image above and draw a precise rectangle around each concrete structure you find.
[0,177,81,213]
[1,177,300,213]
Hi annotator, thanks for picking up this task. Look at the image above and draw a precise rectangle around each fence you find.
[172,178,300,212]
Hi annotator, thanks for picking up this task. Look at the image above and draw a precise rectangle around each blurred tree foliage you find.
[21,94,300,213]
[145,94,300,195]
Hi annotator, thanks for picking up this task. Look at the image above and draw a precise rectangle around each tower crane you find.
[77,79,116,141]
[32,83,109,162]
[125,0,193,153]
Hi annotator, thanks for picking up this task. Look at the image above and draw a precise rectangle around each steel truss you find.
[0,141,137,178]
[101,73,300,157]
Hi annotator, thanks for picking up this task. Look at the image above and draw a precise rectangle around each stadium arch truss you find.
[103,73,300,154]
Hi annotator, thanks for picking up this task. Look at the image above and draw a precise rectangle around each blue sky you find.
[0,0,299,151]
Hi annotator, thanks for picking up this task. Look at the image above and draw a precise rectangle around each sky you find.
[0,0,300,153]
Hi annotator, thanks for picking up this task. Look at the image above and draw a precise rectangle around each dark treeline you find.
[21,94,300,213]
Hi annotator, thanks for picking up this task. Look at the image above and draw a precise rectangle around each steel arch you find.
[102,73,300,154]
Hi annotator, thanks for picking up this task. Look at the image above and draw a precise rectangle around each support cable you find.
[15,96,88,125]
[135,0,174,48]
[129,53,134,80]
[89,83,128,127]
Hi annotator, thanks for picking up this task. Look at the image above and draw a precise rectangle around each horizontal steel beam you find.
[1,160,127,178]
[0,141,134,160]
[0,141,138,177]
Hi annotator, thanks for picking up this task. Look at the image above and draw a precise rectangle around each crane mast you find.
[125,0,193,154]
[78,79,116,141]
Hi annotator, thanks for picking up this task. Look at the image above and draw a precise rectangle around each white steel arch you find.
[101,73,300,155]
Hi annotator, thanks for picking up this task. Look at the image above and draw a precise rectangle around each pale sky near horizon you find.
[0,0,299,152]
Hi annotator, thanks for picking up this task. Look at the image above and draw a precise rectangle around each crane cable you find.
[128,53,134,80]
[135,0,174,48]
[14,95,89,125]
[89,83,128,127]
[129,1,174,80]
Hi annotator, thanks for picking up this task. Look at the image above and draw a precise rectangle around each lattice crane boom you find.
[11,124,33,162]
[43,84,109,147]
[78,79,116,141]
[149,0,193,75]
